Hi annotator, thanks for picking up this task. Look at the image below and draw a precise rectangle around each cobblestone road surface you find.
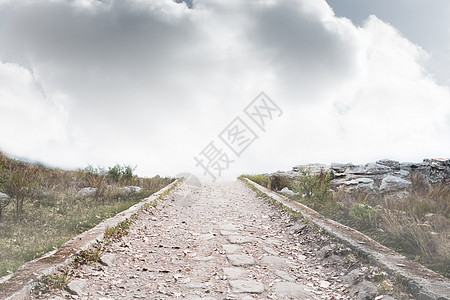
[46,181,384,299]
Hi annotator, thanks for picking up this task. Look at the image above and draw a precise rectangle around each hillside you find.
[242,159,450,278]
[0,151,173,277]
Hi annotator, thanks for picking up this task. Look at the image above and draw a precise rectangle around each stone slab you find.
[272,282,314,298]
[227,235,258,244]
[229,280,264,294]
[223,267,248,279]
[227,254,255,267]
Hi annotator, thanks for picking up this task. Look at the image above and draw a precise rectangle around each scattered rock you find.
[343,269,363,285]
[379,175,411,193]
[75,187,98,199]
[67,279,87,296]
[349,163,392,175]
[394,169,410,178]
[280,187,295,196]
[272,282,314,298]
[121,186,142,194]
[297,163,329,175]
[319,280,331,288]
[99,253,116,266]
[227,235,258,244]
[376,159,400,169]
[317,245,333,259]
[275,158,449,195]
[33,190,51,199]
[0,192,10,200]
[288,223,306,234]
[418,282,450,300]
[229,280,264,293]
[331,162,354,173]
[341,178,374,192]
[349,280,378,300]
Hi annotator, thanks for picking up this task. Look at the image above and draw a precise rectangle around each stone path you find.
[45,181,386,299]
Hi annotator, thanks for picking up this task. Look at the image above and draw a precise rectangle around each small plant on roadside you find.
[32,270,72,296]
[104,219,132,242]
[72,246,104,268]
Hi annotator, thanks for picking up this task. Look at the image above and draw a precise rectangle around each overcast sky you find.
[0,0,449,181]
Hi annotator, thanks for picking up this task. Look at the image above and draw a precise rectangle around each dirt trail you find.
[46,181,377,299]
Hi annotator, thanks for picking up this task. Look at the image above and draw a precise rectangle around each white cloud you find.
[0,62,70,163]
[0,0,448,180]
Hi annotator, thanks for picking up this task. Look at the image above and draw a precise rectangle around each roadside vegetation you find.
[31,178,181,298]
[0,151,173,277]
[240,171,450,278]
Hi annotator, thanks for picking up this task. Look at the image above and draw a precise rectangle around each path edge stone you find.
[242,178,450,300]
[0,178,183,300]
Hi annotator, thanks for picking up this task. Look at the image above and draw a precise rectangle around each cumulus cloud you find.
[0,0,448,180]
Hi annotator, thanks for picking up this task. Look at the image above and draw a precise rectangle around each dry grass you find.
[376,177,450,276]
[239,174,271,189]
[246,170,450,278]
[338,177,449,277]
[0,151,173,277]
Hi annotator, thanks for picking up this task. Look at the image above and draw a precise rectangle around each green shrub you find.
[349,202,379,229]
[269,174,292,191]
[72,246,103,268]
[293,169,331,200]
[104,219,132,242]
[32,271,71,295]
[292,169,338,215]
[107,164,136,184]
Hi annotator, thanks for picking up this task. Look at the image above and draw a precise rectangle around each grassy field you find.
[241,171,450,278]
[0,152,173,277]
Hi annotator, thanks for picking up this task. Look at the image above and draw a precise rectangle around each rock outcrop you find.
[0,192,10,200]
[271,158,450,194]
[121,186,142,194]
[75,187,98,199]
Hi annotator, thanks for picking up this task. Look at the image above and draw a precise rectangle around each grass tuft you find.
[31,270,72,296]
[104,219,132,243]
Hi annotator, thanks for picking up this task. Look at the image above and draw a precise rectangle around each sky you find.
[0,0,449,182]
